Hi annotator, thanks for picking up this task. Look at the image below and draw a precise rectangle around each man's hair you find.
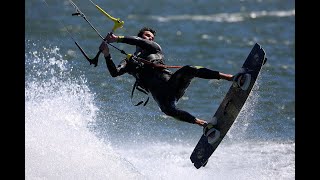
[137,27,156,37]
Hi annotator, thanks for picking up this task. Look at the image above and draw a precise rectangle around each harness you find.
[131,80,150,106]
[129,55,165,107]
[119,47,183,106]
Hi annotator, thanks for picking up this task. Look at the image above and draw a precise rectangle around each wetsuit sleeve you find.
[104,55,127,77]
[117,36,162,53]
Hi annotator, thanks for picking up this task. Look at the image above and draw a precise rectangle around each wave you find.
[128,9,295,23]
[25,41,145,180]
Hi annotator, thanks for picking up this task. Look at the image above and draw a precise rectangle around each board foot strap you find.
[233,73,251,90]
[203,117,220,144]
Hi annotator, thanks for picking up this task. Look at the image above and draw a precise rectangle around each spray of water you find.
[25,41,145,179]
[25,40,294,179]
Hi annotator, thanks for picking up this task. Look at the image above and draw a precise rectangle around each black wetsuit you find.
[105,36,221,124]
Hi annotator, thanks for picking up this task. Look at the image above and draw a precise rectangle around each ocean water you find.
[25,0,295,179]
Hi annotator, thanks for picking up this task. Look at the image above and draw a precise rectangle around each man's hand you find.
[99,41,110,57]
[105,32,118,43]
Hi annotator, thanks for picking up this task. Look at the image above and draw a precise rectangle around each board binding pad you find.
[233,72,252,90]
[190,43,266,169]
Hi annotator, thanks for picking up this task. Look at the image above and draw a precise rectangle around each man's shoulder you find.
[153,41,162,51]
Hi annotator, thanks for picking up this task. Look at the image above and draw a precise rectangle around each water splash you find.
[25,41,145,179]
[25,41,294,180]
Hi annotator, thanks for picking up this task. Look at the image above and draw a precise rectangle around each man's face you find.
[141,31,155,41]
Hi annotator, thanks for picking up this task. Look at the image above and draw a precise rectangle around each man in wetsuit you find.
[99,27,236,127]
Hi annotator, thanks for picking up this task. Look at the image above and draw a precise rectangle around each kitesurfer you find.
[99,27,242,127]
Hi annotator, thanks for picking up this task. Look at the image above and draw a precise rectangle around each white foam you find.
[25,44,145,180]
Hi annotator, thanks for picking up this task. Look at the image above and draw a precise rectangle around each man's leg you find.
[164,65,233,126]
[156,96,207,126]
[168,65,233,100]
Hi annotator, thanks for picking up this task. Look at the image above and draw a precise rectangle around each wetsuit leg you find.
[155,95,197,124]
[151,65,221,124]
[168,65,220,100]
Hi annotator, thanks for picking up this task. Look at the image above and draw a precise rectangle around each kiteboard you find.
[190,43,267,169]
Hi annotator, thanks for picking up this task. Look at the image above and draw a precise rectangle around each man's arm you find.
[106,33,162,53]
[99,41,127,77]
[105,55,127,77]
[118,36,162,53]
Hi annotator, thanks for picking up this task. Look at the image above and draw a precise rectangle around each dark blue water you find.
[26,0,295,179]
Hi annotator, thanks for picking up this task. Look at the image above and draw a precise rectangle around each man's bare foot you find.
[195,118,208,127]
[219,72,233,81]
